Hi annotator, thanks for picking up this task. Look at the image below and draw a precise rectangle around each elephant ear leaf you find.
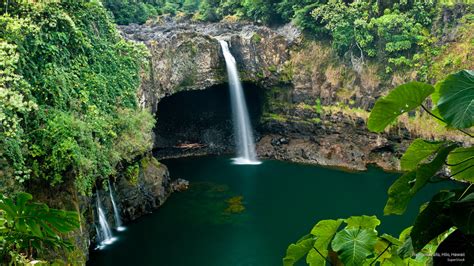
[400,139,446,171]
[332,228,378,266]
[368,82,434,132]
[306,219,343,266]
[384,143,458,215]
[450,192,474,235]
[447,146,474,183]
[410,191,455,252]
[435,70,474,129]
[345,215,380,230]
[283,234,315,266]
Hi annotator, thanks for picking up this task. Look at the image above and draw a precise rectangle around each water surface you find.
[88,156,450,266]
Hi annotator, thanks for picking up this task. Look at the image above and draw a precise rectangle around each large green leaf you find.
[450,192,474,235]
[380,234,402,246]
[368,82,434,132]
[410,191,455,251]
[384,171,416,215]
[447,146,474,182]
[435,70,474,129]
[372,239,392,263]
[332,228,378,266]
[400,139,446,171]
[283,234,316,266]
[397,237,415,259]
[411,144,457,192]
[0,192,80,252]
[306,219,343,266]
[384,144,458,215]
[345,215,380,230]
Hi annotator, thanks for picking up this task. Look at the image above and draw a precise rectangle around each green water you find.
[88,156,450,266]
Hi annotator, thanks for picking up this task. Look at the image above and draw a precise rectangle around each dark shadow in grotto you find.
[153,82,264,158]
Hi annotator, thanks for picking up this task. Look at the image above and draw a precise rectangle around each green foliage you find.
[103,0,202,24]
[367,82,434,133]
[287,70,473,265]
[332,228,377,266]
[283,234,314,266]
[400,139,445,171]
[372,71,473,255]
[126,163,140,186]
[101,0,455,74]
[434,70,474,129]
[306,219,342,265]
[240,0,280,24]
[410,190,455,251]
[216,0,243,18]
[0,192,80,264]
[104,0,160,24]
[0,1,155,195]
[447,147,474,182]
[283,215,427,266]
[313,99,322,114]
[197,0,220,22]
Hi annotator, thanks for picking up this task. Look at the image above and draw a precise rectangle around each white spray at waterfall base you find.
[219,40,261,165]
[96,195,116,249]
[108,181,126,232]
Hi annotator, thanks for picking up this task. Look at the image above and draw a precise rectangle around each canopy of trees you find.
[103,0,472,75]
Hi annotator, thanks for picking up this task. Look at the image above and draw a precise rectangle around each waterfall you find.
[96,194,116,248]
[219,40,261,165]
[108,181,126,231]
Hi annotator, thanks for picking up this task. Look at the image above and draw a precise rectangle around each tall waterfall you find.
[108,181,125,231]
[219,40,261,165]
[96,195,115,248]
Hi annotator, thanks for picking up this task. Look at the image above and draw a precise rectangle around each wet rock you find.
[171,178,190,192]
[116,155,171,222]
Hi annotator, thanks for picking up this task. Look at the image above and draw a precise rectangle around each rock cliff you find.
[120,18,437,171]
[27,155,172,263]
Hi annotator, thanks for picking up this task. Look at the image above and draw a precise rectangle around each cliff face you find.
[27,155,171,264]
[119,18,419,171]
[120,18,298,113]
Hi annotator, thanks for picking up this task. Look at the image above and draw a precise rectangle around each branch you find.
[458,184,473,200]
[370,242,392,265]
[421,105,473,138]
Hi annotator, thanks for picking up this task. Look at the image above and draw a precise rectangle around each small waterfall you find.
[108,181,125,231]
[219,40,261,165]
[96,194,115,248]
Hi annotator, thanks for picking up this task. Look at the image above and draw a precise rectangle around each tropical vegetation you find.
[1,1,153,263]
[0,193,80,264]
[103,0,472,75]
[1,0,472,264]
[284,70,473,265]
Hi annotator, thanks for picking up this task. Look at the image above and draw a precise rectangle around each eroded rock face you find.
[113,155,171,222]
[120,18,413,171]
[257,112,410,171]
[120,18,300,113]
[29,155,173,264]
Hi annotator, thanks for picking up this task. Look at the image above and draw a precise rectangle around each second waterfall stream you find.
[219,40,261,165]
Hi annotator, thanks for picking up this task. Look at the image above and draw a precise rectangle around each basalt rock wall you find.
[119,17,470,171]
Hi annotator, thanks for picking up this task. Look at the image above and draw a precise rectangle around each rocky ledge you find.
[257,112,410,171]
